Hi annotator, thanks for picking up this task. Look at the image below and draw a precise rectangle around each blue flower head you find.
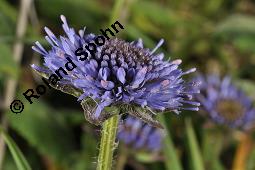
[118,115,164,152]
[195,74,255,129]
[32,15,200,127]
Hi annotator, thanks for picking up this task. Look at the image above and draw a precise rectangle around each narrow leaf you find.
[185,118,205,170]
[158,115,183,170]
[202,128,224,170]
[0,128,31,170]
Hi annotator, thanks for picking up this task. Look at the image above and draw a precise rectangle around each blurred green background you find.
[1,0,255,169]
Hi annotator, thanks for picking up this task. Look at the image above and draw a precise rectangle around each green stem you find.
[96,114,119,170]
[96,0,134,169]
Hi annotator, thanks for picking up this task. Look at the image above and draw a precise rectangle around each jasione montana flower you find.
[32,15,200,127]
[118,115,164,152]
[195,74,255,129]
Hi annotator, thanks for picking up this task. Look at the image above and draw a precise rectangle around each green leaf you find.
[7,101,76,164]
[185,118,205,170]
[0,128,31,170]
[32,67,83,98]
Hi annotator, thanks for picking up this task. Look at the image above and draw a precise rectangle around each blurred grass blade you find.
[159,115,182,170]
[126,25,155,48]
[0,44,19,79]
[185,118,204,170]
[0,127,31,170]
[214,14,255,53]
[0,0,17,23]
[132,1,178,27]
[109,0,125,24]
[215,14,255,36]
[202,128,224,170]
[247,144,255,170]
[7,101,76,163]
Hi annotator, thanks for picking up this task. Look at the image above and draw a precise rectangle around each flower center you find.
[102,38,152,65]
[216,99,245,122]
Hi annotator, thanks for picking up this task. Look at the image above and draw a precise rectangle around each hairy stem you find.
[96,114,119,170]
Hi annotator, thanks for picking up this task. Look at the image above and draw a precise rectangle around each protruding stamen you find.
[150,39,164,55]
[171,59,182,65]
[183,68,196,75]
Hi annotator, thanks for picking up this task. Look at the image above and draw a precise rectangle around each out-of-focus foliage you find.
[0,127,31,170]
[0,44,18,78]
[1,0,255,169]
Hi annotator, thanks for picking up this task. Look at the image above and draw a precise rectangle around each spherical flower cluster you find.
[195,74,255,129]
[118,115,164,152]
[32,15,200,126]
